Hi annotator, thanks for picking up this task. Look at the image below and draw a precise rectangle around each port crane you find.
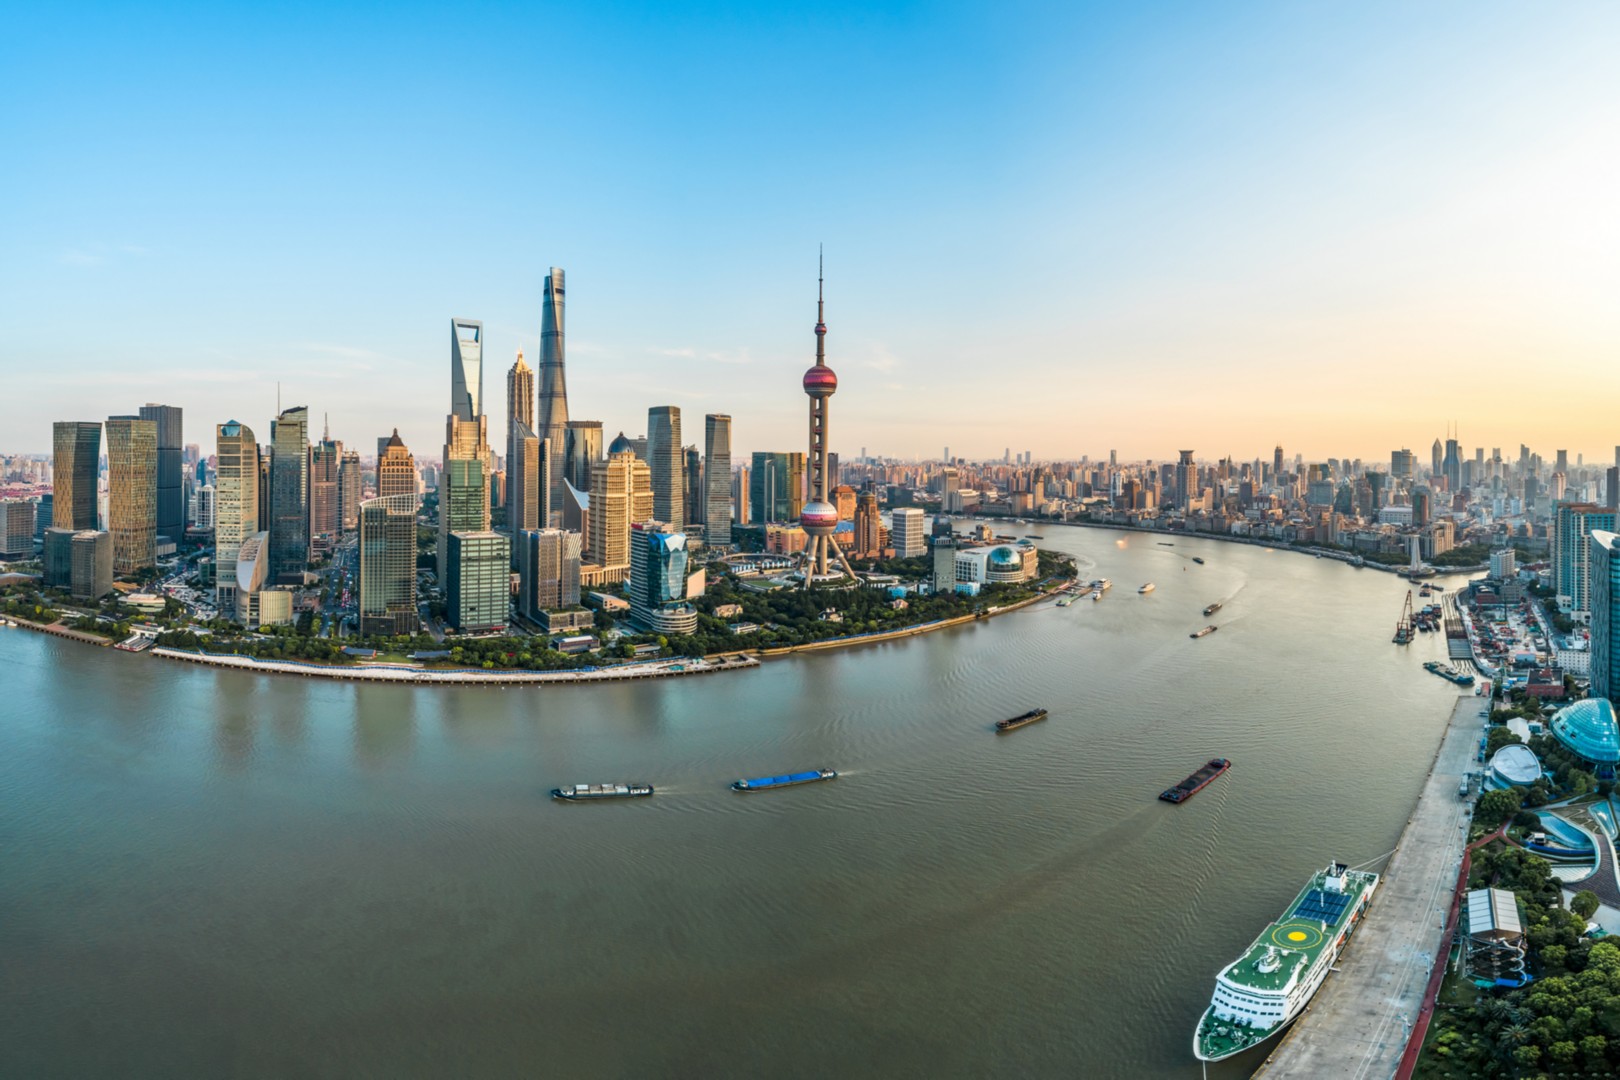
[1392,590,1414,645]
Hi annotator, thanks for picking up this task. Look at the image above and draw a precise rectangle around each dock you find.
[1252,695,1479,1079]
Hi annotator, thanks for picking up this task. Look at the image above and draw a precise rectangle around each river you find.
[0,528,1467,1078]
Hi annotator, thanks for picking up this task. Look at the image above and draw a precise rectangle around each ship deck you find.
[1219,870,1378,993]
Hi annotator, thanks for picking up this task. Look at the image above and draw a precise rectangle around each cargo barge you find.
[1204,602,1223,616]
[551,782,654,801]
[1159,758,1231,803]
[1423,660,1476,687]
[1191,626,1218,639]
[995,708,1049,733]
[732,768,837,791]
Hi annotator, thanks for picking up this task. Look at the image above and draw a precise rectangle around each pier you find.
[1252,695,1480,1080]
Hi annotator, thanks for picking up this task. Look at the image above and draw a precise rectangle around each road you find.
[1252,694,1482,1080]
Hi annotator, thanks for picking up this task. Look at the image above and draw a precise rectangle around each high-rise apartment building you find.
[506,349,534,512]
[586,449,652,582]
[52,421,101,532]
[517,528,581,618]
[627,521,697,635]
[537,269,570,508]
[733,464,750,529]
[564,420,603,493]
[891,506,925,557]
[214,420,258,608]
[446,530,510,634]
[647,406,684,530]
[704,414,732,549]
[138,404,183,544]
[1176,450,1196,512]
[106,415,158,575]
[450,318,484,423]
[377,430,416,504]
[1591,531,1620,708]
[1554,502,1616,618]
[358,494,419,637]
[269,405,310,582]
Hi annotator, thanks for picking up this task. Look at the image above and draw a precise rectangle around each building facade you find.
[377,430,416,504]
[517,527,582,619]
[138,404,183,544]
[105,415,158,575]
[68,529,113,601]
[647,406,684,531]
[704,414,732,549]
[587,449,652,581]
[450,318,484,423]
[537,269,569,508]
[358,493,419,637]
[506,349,534,512]
[891,506,925,558]
[269,405,311,582]
[214,420,259,609]
[446,530,510,634]
[564,420,602,493]
[627,521,698,635]
[52,421,101,532]
[1554,502,1616,618]
[1591,530,1620,708]
[0,499,36,559]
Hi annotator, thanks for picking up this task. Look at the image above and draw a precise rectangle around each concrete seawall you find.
[150,648,760,684]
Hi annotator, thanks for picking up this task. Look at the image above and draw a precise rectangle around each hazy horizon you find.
[6,3,1618,463]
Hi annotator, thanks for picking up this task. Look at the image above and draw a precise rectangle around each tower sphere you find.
[803,366,838,396]
[800,499,838,536]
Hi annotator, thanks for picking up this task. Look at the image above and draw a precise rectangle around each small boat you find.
[732,768,837,791]
[1092,579,1112,591]
[1158,542,1175,546]
[995,708,1049,733]
[551,783,654,801]
[1139,583,1155,594]
[1204,602,1223,616]
[1092,592,1103,602]
[1191,626,1218,639]
[1160,758,1231,803]
[1057,597,1072,607]
[1192,557,1205,565]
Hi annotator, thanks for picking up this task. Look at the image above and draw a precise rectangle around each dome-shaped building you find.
[1486,743,1542,788]
[984,545,1025,584]
[1548,699,1620,777]
[608,431,635,456]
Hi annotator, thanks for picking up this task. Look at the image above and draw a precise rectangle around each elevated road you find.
[1252,695,1480,1080]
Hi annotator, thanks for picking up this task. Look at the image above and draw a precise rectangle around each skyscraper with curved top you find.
[450,318,483,423]
[537,268,569,506]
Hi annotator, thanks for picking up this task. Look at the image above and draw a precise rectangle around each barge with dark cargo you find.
[995,708,1049,733]
[1159,758,1231,803]
[732,768,837,792]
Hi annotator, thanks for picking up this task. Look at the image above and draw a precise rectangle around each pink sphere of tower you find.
[803,365,838,396]
[799,499,839,536]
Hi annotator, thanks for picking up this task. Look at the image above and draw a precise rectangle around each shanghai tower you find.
[537,267,569,509]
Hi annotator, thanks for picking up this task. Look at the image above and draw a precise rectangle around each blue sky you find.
[5,3,1619,462]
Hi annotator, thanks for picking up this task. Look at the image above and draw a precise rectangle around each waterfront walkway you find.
[1253,695,1480,1080]
[151,648,760,684]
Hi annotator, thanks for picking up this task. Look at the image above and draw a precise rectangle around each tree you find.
[1474,788,1524,831]
[1570,890,1600,921]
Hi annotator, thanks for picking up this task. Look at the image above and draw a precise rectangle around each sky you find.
[4,2,1619,464]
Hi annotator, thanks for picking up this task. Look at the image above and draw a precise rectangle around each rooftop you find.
[1549,698,1620,765]
[1220,869,1378,994]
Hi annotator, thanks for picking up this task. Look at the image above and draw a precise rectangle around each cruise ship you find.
[1194,861,1379,1061]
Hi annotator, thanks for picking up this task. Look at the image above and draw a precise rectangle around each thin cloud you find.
[650,345,754,365]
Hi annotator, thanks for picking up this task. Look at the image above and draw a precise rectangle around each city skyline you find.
[7,5,1620,459]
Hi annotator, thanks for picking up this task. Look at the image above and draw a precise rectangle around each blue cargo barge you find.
[732,768,837,791]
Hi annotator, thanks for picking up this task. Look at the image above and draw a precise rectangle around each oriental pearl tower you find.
[800,250,857,586]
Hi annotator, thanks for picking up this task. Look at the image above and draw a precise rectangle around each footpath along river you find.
[0,528,1470,1078]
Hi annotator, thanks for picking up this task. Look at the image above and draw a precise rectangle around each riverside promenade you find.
[1253,694,1480,1080]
